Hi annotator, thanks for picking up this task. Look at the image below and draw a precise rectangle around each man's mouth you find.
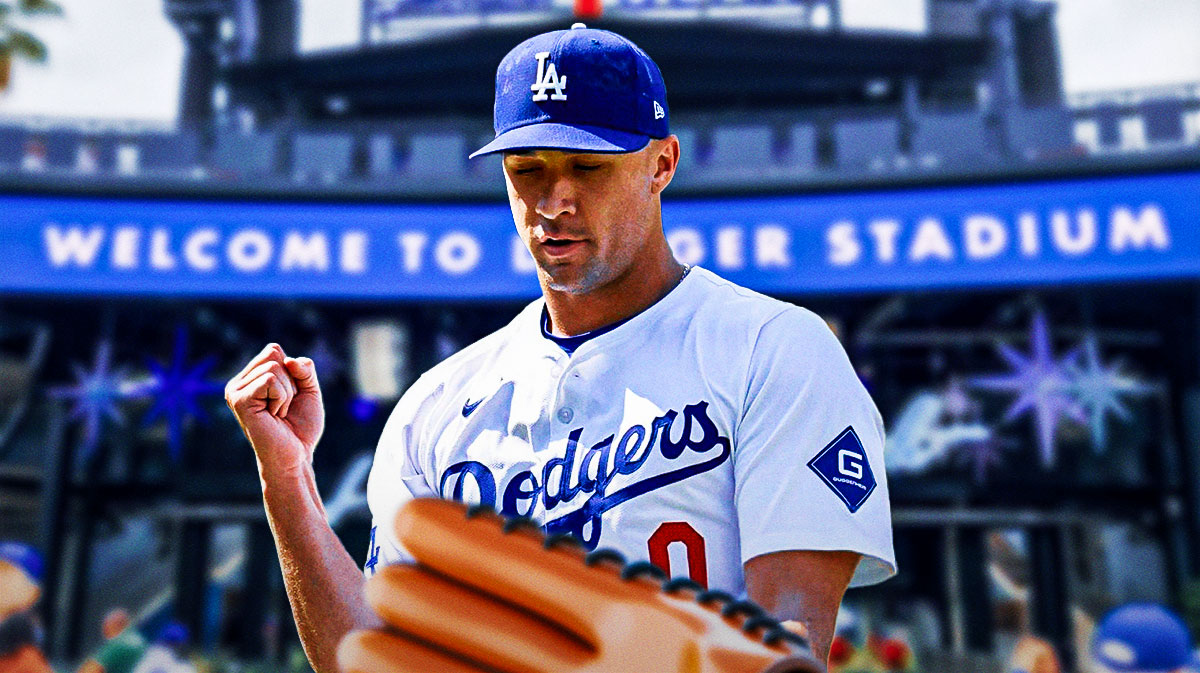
[539,237,586,257]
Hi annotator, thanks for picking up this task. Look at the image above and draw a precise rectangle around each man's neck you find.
[543,248,686,337]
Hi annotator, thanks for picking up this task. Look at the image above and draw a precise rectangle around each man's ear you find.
[649,135,680,194]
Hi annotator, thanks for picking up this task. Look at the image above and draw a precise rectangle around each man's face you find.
[502,142,667,294]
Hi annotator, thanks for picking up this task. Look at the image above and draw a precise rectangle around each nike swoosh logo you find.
[462,398,483,417]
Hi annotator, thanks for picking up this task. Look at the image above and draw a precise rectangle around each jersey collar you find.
[525,265,702,358]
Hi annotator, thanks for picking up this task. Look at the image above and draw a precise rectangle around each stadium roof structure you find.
[223,18,989,120]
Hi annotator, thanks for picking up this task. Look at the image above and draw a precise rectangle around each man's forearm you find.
[259,463,382,673]
[744,550,860,668]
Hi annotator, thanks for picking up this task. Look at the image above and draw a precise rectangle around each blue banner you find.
[374,0,801,19]
[2,169,1197,299]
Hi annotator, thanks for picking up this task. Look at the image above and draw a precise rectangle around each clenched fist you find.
[226,343,324,476]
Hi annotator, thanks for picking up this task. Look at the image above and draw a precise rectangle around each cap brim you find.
[469,122,650,159]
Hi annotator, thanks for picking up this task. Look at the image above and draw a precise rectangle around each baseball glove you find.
[337,498,826,673]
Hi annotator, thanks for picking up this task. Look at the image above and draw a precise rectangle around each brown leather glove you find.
[338,498,826,673]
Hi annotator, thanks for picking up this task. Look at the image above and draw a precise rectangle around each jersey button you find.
[556,407,574,423]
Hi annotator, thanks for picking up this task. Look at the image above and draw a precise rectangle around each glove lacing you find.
[465,504,813,655]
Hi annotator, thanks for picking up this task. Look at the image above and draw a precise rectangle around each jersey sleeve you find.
[363,377,441,576]
[733,307,896,587]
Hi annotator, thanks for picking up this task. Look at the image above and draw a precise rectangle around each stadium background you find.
[2,0,1200,670]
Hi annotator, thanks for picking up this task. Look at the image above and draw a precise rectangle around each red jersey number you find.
[647,522,708,589]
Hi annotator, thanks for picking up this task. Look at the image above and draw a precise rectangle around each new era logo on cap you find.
[470,23,670,158]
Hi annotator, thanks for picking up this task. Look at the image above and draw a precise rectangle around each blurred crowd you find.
[827,601,1200,673]
[2,541,234,673]
[6,537,1200,673]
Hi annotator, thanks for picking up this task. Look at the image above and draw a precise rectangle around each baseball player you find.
[227,24,894,673]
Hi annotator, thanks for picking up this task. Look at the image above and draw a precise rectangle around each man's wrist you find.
[257,455,316,495]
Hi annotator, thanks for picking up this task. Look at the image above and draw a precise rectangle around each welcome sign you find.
[2,169,1197,299]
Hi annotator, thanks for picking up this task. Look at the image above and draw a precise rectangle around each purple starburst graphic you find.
[942,377,978,422]
[1067,333,1152,452]
[970,311,1084,468]
[48,340,131,461]
[953,438,1006,484]
[130,328,223,461]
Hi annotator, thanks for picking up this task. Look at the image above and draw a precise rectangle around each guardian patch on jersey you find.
[807,426,876,513]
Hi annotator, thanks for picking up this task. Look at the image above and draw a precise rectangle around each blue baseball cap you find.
[1092,603,1192,671]
[470,23,670,159]
[0,542,43,583]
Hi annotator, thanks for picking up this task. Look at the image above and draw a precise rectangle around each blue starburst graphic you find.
[308,336,345,383]
[48,340,132,461]
[130,328,223,461]
[971,311,1084,468]
[1066,332,1152,452]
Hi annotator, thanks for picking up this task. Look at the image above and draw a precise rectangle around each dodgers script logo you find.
[439,400,731,549]
[531,51,567,102]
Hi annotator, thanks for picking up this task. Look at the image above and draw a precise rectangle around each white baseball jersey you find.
[364,266,895,594]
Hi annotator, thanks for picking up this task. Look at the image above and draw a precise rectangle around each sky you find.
[1,0,1198,122]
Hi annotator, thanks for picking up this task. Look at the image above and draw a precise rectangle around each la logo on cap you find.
[531,52,567,102]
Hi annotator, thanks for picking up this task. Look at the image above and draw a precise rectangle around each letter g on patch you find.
[838,449,863,480]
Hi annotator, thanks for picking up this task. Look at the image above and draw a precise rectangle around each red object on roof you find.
[574,0,602,19]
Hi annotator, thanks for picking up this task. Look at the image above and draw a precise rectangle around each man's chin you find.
[543,277,596,295]
[539,263,609,295]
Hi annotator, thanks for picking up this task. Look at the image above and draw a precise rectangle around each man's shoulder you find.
[424,315,525,380]
[400,300,540,404]
[683,268,843,379]
[686,267,823,334]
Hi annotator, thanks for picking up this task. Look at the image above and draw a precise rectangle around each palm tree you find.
[0,0,64,91]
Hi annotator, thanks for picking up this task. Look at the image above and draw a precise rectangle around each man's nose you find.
[535,174,577,220]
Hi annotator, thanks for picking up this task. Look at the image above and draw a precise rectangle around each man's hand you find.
[225,344,324,475]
